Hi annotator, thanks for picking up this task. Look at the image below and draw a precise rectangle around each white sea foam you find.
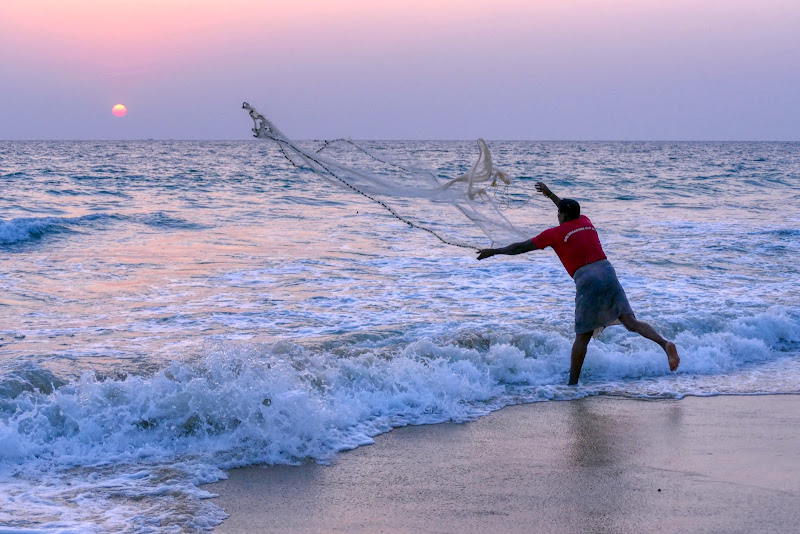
[1,140,799,531]
[1,307,798,531]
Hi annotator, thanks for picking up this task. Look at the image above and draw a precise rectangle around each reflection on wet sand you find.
[208,397,800,534]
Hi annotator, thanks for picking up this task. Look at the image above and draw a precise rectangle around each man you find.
[477,182,680,385]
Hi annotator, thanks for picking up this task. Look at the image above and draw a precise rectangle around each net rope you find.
[242,102,536,250]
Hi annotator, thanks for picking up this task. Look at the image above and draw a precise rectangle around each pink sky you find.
[1,0,798,139]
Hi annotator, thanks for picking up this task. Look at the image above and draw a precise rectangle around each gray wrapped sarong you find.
[573,259,633,335]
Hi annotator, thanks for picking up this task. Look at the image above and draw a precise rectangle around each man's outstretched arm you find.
[477,239,536,260]
[535,182,560,207]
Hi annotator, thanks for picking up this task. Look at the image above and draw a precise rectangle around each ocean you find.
[1,140,799,532]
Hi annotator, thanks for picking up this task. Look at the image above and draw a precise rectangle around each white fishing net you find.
[243,102,536,250]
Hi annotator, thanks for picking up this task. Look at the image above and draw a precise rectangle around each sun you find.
[112,104,127,117]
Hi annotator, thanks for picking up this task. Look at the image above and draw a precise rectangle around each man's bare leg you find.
[619,313,680,371]
[569,332,594,385]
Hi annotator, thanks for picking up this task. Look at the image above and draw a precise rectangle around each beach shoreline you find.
[205,394,800,533]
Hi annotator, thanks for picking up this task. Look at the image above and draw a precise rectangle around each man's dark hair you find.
[558,199,581,221]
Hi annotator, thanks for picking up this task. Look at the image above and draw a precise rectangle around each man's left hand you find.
[477,249,494,260]
[535,182,551,197]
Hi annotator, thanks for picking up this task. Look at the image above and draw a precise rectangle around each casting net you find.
[243,102,537,250]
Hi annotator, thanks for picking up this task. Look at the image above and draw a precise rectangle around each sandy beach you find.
[206,395,800,534]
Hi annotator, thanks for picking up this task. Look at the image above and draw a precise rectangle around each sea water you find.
[1,140,798,532]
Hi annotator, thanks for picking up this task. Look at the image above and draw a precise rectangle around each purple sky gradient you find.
[1,0,798,140]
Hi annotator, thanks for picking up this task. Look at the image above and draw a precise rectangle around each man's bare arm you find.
[477,239,536,260]
[535,182,560,207]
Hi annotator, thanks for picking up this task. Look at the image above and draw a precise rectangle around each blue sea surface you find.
[1,140,799,532]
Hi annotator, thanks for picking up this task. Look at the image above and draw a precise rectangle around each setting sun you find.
[112,104,127,117]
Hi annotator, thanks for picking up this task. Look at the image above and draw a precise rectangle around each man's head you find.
[557,199,580,224]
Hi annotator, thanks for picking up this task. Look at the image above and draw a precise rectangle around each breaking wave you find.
[0,214,112,245]
[1,307,798,532]
[0,212,205,246]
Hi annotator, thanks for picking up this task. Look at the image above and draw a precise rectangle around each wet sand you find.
[206,395,800,533]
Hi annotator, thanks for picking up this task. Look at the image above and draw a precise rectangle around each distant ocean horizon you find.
[1,140,798,531]
[3,138,799,142]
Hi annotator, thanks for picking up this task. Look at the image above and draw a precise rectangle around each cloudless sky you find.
[1,0,798,140]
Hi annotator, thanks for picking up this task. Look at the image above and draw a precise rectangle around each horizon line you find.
[2,138,799,143]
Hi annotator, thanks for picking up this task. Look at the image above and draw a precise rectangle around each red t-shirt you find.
[532,215,607,277]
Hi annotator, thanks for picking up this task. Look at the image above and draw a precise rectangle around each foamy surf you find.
[1,308,798,532]
[2,139,799,531]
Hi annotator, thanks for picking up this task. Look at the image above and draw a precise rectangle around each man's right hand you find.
[477,249,495,260]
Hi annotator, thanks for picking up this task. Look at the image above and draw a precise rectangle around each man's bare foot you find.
[665,342,680,371]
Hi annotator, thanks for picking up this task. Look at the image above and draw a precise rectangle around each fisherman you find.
[477,182,680,385]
